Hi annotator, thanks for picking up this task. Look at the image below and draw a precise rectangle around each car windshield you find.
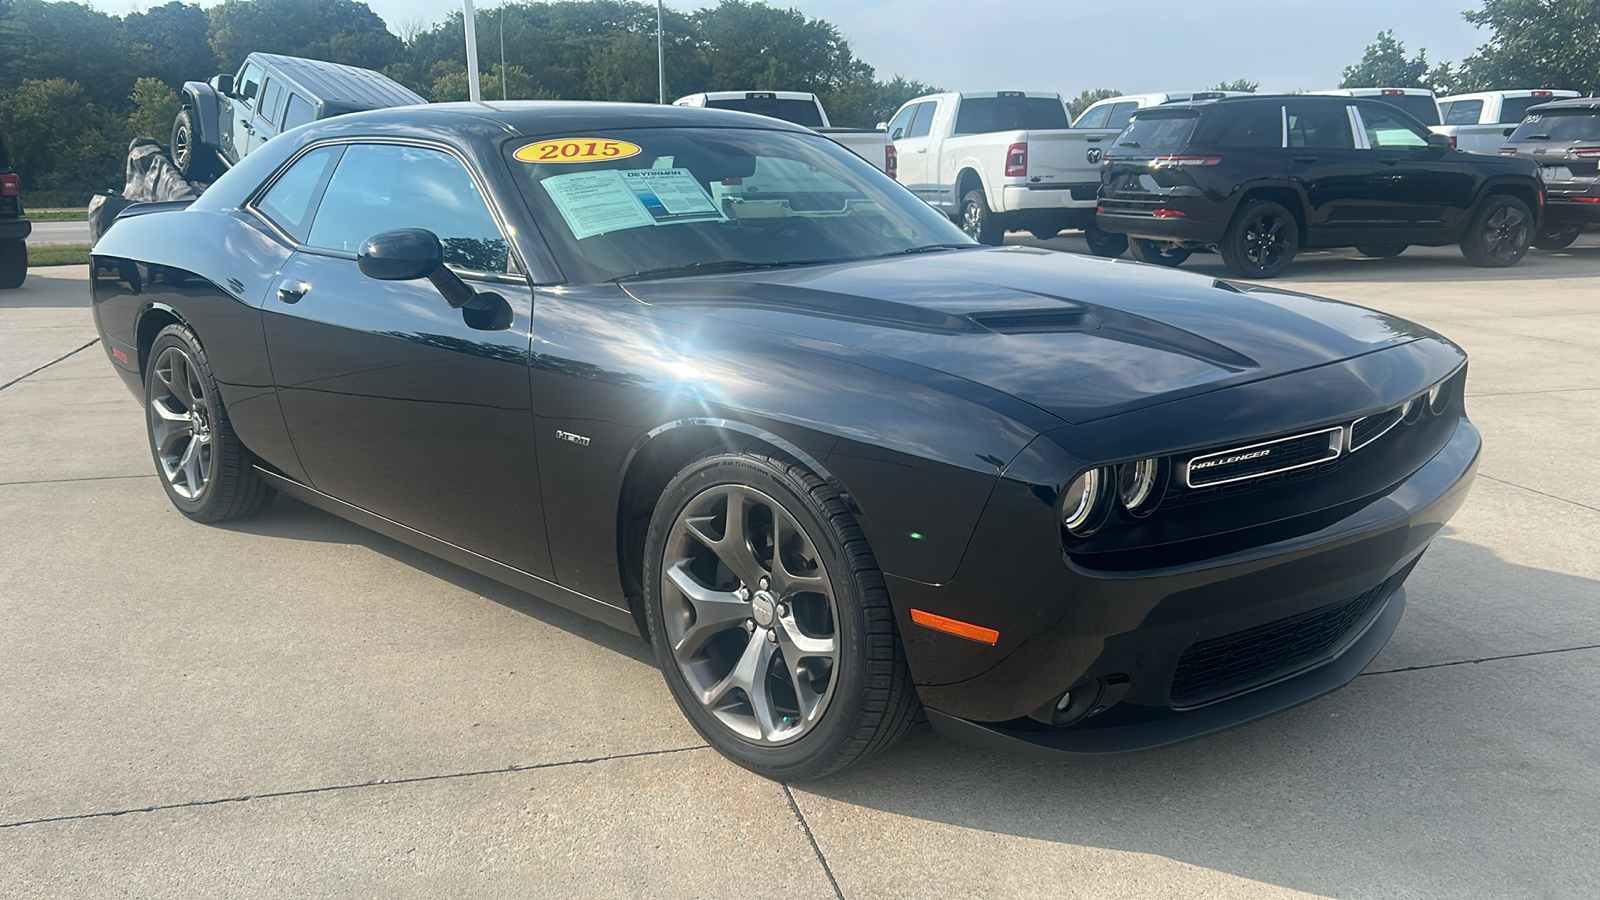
[1116,111,1198,150]
[1509,110,1600,142]
[505,126,974,284]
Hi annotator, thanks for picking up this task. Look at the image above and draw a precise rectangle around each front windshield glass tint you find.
[1116,112,1197,150]
[1509,110,1600,142]
[505,127,973,284]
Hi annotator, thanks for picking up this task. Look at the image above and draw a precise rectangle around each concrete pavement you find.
[2,244,1597,898]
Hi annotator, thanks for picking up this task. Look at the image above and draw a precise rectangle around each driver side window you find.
[305,144,511,275]
[886,104,916,141]
[237,63,263,109]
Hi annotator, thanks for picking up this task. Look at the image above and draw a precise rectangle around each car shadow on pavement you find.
[801,535,1600,898]
[215,492,655,665]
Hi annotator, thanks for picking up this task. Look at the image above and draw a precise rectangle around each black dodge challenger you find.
[91,102,1480,779]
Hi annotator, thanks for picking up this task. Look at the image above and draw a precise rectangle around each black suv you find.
[1,133,28,289]
[1499,97,1600,250]
[1096,95,1544,277]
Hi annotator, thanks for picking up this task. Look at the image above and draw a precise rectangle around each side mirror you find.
[214,74,234,96]
[358,228,476,309]
[1426,133,1452,156]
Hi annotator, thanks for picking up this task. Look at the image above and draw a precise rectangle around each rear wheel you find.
[144,324,274,522]
[0,240,25,289]
[1355,244,1407,258]
[960,188,1005,246]
[1084,221,1129,258]
[642,442,918,780]
[1532,228,1580,251]
[1460,194,1532,267]
[1220,200,1298,278]
[1128,238,1190,267]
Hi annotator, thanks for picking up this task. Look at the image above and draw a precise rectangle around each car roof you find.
[1438,90,1582,102]
[1525,97,1600,114]
[1311,87,1436,98]
[679,91,820,102]
[305,100,815,139]
[246,52,426,109]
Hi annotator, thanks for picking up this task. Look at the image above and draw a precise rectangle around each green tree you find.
[207,0,402,72]
[127,77,182,139]
[0,0,140,111]
[1066,88,1120,120]
[1454,0,1600,94]
[1340,30,1431,89]
[123,2,218,90]
[1208,78,1259,93]
[692,0,871,95]
[0,78,126,201]
[822,74,942,128]
[429,64,551,102]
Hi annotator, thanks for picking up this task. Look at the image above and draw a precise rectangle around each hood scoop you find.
[969,307,1097,334]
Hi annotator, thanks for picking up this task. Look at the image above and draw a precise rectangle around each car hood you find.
[623,246,1433,424]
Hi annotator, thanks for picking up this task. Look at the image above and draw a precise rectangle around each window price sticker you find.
[541,168,726,239]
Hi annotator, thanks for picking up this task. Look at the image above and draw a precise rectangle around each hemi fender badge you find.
[555,430,591,446]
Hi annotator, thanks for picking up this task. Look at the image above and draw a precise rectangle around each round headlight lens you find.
[1061,468,1105,536]
[1428,380,1447,414]
[1117,458,1161,515]
[1402,394,1425,424]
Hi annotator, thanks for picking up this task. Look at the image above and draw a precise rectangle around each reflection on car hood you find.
[622,246,1433,424]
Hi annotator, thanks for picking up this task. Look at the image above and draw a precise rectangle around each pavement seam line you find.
[782,784,845,900]
[1360,643,1600,677]
[0,339,100,393]
[1468,387,1600,399]
[0,473,155,486]
[0,744,709,830]
[1477,473,1600,514]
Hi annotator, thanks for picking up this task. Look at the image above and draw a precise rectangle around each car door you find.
[1354,102,1476,234]
[247,76,284,154]
[259,141,554,578]
[895,100,940,206]
[227,61,265,164]
[1284,100,1374,242]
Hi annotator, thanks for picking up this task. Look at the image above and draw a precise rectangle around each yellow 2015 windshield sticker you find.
[514,138,642,164]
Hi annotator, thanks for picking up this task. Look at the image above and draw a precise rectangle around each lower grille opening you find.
[1168,559,1417,709]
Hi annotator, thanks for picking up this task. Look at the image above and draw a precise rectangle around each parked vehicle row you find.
[1435,89,1582,153]
[673,91,891,174]
[1498,96,1600,247]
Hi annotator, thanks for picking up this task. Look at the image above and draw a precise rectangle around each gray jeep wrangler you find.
[173,52,425,180]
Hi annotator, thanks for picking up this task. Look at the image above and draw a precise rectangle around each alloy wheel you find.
[148,346,214,499]
[173,125,191,172]
[961,201,984,241]
[1481,205,1529,261]
[661,484,840,745]
[1242,210,1291,270]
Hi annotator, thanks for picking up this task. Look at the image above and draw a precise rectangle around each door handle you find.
[916,147,927,153]
[242,121,254,133]
[277,281,309,304]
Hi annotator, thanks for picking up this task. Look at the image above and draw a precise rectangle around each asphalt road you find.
[3,239,1598,898]
[23,220,91,245]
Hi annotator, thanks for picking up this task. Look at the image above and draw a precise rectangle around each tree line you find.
[0,0,938,205]
[3,0,1597,206]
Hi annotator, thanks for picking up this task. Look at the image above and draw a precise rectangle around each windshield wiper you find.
[1118,140,1141,148]
[609,258,848,283]
[872,243,979,258]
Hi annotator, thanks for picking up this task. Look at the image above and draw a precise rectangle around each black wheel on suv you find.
[1128,238,1190,267]
[1220,200,1298,278]
[1460,194,1532,267]
[1355,244,1407,258]
[170,108,217,182]
[0,241,25,290]
[1532,228,1580,251]
[1084,221,1129,258]
[960,189,1005,246]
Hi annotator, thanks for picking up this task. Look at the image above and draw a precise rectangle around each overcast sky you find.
[110,0,1495,95]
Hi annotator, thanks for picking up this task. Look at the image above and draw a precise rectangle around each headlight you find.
[1116,458,1161,516]
[1428,380,1447,414]
[1402,393,1425,424]
[1061,468,1108,536]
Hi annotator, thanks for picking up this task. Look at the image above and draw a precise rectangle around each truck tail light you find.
[1498,148,1518,155]
[1572,197,1600,203]
[1381,89,1404,95]
[1450,135,1458,148]
[1150,155,1222,167]
[886,144,898,180]
[0,173,18,197]
[1151,208,1186,217]
[1572,147,1600,157]
[1532,91,1553,97]
[1005,142,1027,177]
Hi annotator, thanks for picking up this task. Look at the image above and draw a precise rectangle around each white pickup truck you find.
[672,91,891,172]
[885,91,1116,247]
[1434,90,1581,153]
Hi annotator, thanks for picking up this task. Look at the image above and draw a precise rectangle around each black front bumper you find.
[0,217,31,242]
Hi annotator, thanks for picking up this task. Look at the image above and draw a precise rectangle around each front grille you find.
[1168,560,1415,708]
[1184,428,1341,488]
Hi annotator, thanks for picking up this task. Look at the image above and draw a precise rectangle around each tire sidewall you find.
[961,189,1003,246]
[641,452,876,777]
[144,326,229,519]
[172,110,193,175]
[1463,195,1532,267]
[1084,221,1128,258]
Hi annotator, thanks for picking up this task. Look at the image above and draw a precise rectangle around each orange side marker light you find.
[910,609,999,645]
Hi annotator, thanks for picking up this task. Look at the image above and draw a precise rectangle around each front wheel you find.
[144,324,274,522]
[1355,244,1407,258]
[1460,194,1532,267]
[1220,200,1299,278]
[642,442,918,780]
[1129,238,1190,267]
[0,240,25,289]
[1532,228,1579,251]
[170,108,217,181]
[1084,221,1129,258]
[960,188,1005,246]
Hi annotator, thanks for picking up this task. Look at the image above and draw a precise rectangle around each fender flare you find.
[179,82,221,150]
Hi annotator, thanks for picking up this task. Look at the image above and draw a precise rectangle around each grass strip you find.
[25,209,88,222]
[28,244,92,266]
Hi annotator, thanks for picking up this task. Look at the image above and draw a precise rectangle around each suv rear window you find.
[1115,111,1198,151]
[1499,97,1551,124]
[953,97,1069,135]
[1509,109,1600,142]
[705,97,824,128]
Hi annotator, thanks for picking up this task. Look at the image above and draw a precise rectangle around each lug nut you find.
[759,576,770,590]
[744,620,755,633]
[776,603,788,617]
[736,587,749,600]
[766,629,778,643]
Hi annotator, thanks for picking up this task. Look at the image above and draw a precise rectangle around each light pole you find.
[657,0,665,104]
[463,0,481,102]
[499,3,507,101]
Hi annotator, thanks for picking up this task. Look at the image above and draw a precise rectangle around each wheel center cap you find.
[751,590,777,627]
